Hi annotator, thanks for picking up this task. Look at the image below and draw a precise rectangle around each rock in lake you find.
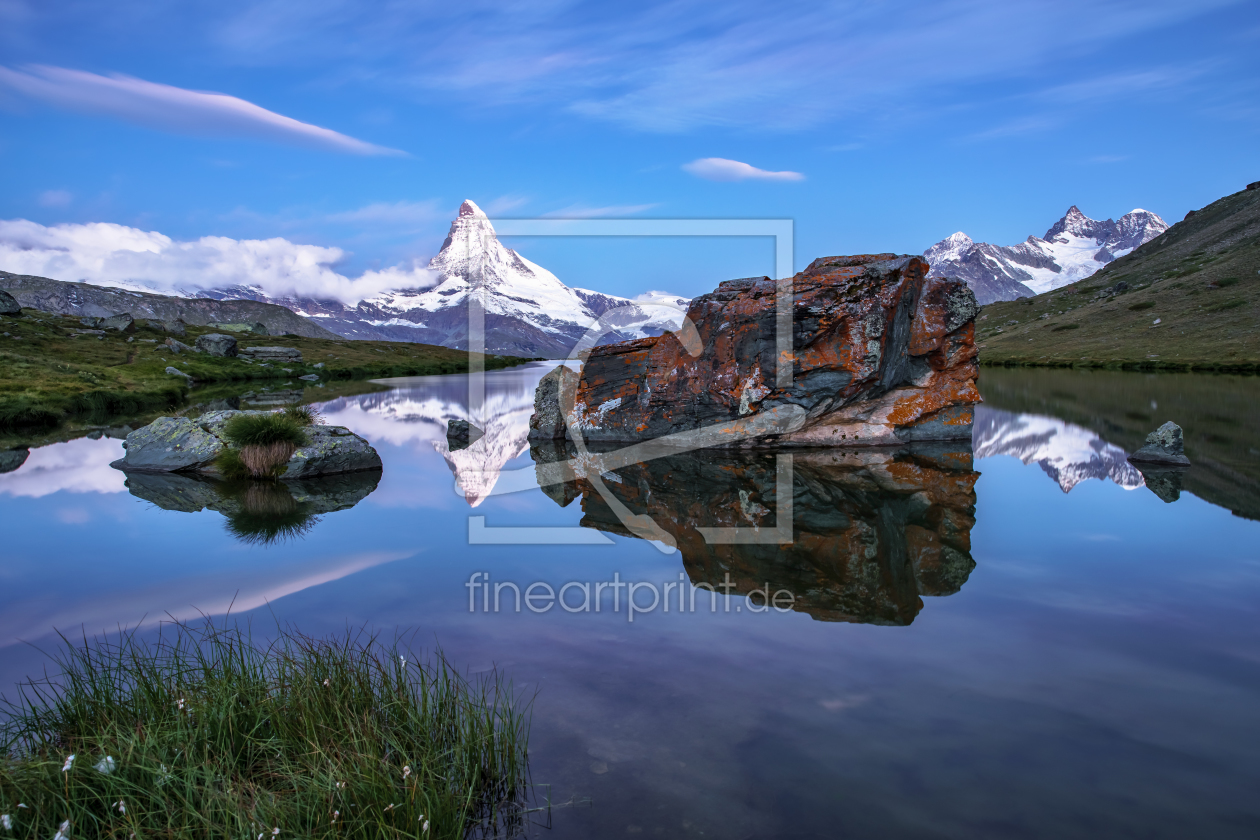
[114,409,382,479]
[1128,421,1191,465]
[446,418,484,452]
[116,416,223,471]
[528,365,580,441]
[239,346,302,363]
[550,254,979,447]
[0,447,30,474]
[0,290,21,316]
[195,333,238,357]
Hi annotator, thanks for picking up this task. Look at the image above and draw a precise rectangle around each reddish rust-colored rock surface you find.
[566,254,980,446]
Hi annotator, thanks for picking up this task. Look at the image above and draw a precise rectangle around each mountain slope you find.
[203,201,691,356]
[0,271,339,338]
[976,182,1260,369]
[926,207,1168,304]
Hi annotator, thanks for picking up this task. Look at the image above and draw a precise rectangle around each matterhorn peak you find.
[458,199,487,218]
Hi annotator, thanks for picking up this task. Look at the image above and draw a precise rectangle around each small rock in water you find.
[446,418,484,451]
[1128,421,1191,466]
[298,374,319,381]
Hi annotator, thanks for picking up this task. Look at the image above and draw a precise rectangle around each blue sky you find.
[1,0,1257,301]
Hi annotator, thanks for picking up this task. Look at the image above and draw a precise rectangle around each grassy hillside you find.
[0,308,535,435]
[976,184,1260,370]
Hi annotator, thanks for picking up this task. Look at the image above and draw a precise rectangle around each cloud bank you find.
[0,64,402,155]
[682,158,803,182]
[0,218,436,304]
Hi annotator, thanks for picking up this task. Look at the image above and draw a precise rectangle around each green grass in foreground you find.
[0,622,531,840]
[0,309,537,434]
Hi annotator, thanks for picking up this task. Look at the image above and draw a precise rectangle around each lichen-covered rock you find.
[116,416,223,472]
[0,447,30,474]
[113,410,381,479]
[560,254,980,447]
[1128,421,1191,465]
[283,425,383,478]
[0,290,21,316]
[195,333,238,357]
[528,364,579,440]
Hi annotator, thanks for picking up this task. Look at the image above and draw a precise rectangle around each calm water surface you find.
[2,364,1259,839]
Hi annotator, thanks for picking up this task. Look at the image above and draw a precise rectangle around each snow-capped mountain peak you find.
[925,205,1168,304]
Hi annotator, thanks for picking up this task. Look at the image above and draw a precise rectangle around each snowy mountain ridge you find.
[925,206,1169,305]
[194,200,690,356]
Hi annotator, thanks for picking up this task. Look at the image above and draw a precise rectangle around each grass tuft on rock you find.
[282,404,321,427]
[0,621,531,839]
[222,413,310,448]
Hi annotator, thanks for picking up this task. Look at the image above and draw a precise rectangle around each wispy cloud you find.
[682,158,803,182]
[483,195,530,216]
[38,189,72,207]
[0,64,403,155]
[0,217,436,304]
[540,203,659,218]
[323,199,444,228]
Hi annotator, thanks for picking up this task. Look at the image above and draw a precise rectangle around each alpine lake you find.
[2,362,1258,839]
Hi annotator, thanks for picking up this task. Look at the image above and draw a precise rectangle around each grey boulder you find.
[283,425,383,479]
[527,364,579,440]
[116,416,223,472]
[0,290,21,316]
[196,333,239,357]
[165,366,194,382]
[102,313,135,332]
[165,338,195,354]
[1128,421,1191,465]
[446,418,484,451]
[0,447,30,474]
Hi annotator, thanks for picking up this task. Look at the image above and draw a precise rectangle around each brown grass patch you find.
[239,441,296,477]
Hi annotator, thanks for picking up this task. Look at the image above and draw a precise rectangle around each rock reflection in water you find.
[531,442,978,625]
[123,470,381,545]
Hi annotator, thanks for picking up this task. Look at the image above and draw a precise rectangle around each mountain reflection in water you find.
[531,442,978,626]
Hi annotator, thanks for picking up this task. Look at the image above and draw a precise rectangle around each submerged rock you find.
[1133,462,1188,503]
[1128,421,1191,465]
[113,410,382,479]
[196,333,239,357]
[446,418,484,452]
[548,254,979,448]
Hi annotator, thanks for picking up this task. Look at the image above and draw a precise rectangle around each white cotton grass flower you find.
[322,678,330,687]
[94,756,116,775]
[177,698,185,710]
[1,814,12,831]
[53,820,71,840]
[331,811,339,823]
[61,754,76,772]
[114,801,126,815]
[422,819,429,833]
[402,765,411,779]
[272,828,280,836]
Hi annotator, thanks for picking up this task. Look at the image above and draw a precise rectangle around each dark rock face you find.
[0,447,30,474]
[532,443,978,625]
[0,290,21,316]
[0,270,338,338]
[195,333,238,357]
[564,255,979,447]
[446,419,484,452]
[528,364,579,440]
[1129,421,1191,465]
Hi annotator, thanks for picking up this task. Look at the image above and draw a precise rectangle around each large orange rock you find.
[565,254,979,446]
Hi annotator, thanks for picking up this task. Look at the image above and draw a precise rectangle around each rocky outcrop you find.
[528,365,579,440]
[0,270,339,338]
[556,255,979,448]
[1128,421,1191,465]
[532,442,978,625]
[102,313,135,332]
[113,410,382,478]
[239,346,302,363]
[196,333,238,357]
[0,290,21,316]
